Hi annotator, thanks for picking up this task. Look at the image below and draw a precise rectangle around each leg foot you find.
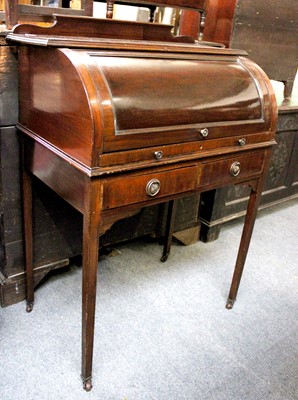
[26,301,34,313]
[226,298,234,310]
[83,378,92,391]
[160,254,169,262]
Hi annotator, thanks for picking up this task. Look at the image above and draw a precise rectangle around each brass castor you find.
[226,299,234,310]
[83,379,92,391]
[26,302,34,313]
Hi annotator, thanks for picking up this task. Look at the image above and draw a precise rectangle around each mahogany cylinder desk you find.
[7,15,277,390]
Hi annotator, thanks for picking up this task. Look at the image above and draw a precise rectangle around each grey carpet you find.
[1,199,297,400]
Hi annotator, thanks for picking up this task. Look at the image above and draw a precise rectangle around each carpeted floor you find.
[1,199,297,400]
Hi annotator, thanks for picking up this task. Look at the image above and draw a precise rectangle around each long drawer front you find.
[102,150,266,210]
[102,165,200,210]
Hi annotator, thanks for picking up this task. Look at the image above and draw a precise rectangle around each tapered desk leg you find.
[22,167,34,313]
[226,183,262,309]
[161,199,178,262]
[81,181,102,391]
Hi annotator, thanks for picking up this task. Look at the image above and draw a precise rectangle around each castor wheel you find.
[26,302,34,313]
[226,299,234,310]
[160,254,169,262]
[83,379,92,391]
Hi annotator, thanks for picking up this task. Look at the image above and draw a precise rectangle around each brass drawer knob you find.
[230,161,241,177]
[146,179,161,196]
[154,150,163,160]
[200,128,209,138]
[238,138,246,146]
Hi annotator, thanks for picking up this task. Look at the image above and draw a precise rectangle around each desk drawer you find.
[102,165,199,210]
[200,151,265,189]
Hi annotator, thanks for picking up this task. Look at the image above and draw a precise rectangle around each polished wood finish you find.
[226,175,265,309]
[200,151,265,189]
[179,9,200,39]
[8,16,277,390]
[203,0,237,47]
[81,178,102,390]
[102,164,199,209]
[12,13,194,42]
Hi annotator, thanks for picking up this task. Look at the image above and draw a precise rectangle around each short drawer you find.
[200,151,265,189]
[102,165,199,210]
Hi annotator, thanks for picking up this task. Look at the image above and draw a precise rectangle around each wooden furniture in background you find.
[203,0,298,99]
[0,32,81,305]
[179,1,298,98]
[8,15,276,390]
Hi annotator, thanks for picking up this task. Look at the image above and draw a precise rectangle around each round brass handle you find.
[146,179,161,197]
[154,150,163,160]
[200,128,209,138]
[230,161,241,177]
[238,138,246,146]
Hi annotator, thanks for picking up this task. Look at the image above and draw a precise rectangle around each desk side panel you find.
[23,136,87,214]
[18,46,95,168]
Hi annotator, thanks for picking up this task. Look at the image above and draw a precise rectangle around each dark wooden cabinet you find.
[0,36,81,305]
